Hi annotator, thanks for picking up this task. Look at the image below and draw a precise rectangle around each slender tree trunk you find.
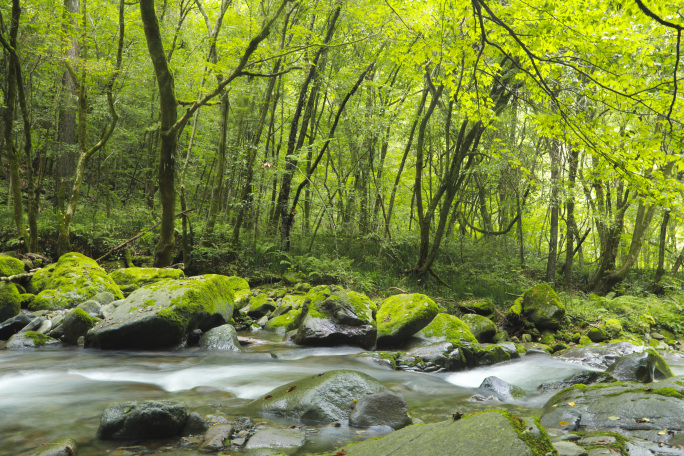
[545,139,560,284]
[563,147,579,288]
[653,211,670,285]
[204,93,230,239]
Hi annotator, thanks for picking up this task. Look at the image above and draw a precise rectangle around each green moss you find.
[579,335,592,345]
[0,254,25,277]
[463,410,555,456]
[158,307,189,331]
[265,308,302,332]
[24,331,53,347]
[348,290,377,323]
[143,299,155,307]
[0,282,21,321]
[70,307,92,323]
[377,294,439,343]
[225,276,250,302]
[418,313,477,343]
[651,387,684,399]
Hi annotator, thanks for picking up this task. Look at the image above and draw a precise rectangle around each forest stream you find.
[4,331,684,456]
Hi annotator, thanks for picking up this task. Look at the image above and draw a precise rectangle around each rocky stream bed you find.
[3,252,684,456]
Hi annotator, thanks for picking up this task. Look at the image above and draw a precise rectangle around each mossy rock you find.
[245,294,277,319]
[335,410,554,456]
[521,283,565,330]
[248,369,387,423]
[457,300,495,316]
[110,267,185,294]
[6,330,60,349]
[0,254,25,277]
[30,252,123,310]
[85,274,234,349]
[414,313,478,344]
[225,276,251,307]
[27,436,77,456]
[294,286,377,349]
[377,294,439,347]
[0,282,21,322]
[60,308,94,345]
[460,314,497,343]
[507,297,523,323]
[588,318,623,343]
[265,308,302,332]
[282,270,307,285]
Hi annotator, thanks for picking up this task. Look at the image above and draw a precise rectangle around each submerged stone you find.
[349,391,412,430]
[27,436,76,456]
[199,324,243,351]
[98,400,188,440]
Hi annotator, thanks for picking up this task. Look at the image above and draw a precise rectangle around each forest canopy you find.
[1,0,684,297]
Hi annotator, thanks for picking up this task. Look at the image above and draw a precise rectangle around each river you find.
[3,333,683,455]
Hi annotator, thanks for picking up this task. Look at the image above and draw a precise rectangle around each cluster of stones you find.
[3,252,684,456]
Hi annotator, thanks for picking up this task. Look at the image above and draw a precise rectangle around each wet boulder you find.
[98,400,188,440]
[606,349,673,383]
[85,274,234,350]
[377,294,439,347]
[460,314,497,343]
[398,341,511,372]
[6,329,60,349]
[349,391,412,430]
[225,276,251,306]
[541,376,684,440]
[0,312,33,340]
[294,286,377,350]
[478,376,526,401]
[199,324,243,351]
[538,370,618,393]
[334,410,554,456]
[413,313,477,344]
[554,342,643,369]
[517,283,565,330]
[243,294,277,319]
[110,267,185,296]
[29,252,123,310]
[264,294,308,332]
[249,370,387,423]
[200,424,233,451]
[0,282,21,322]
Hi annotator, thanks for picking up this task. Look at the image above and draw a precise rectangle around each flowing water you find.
[4,333,684,455]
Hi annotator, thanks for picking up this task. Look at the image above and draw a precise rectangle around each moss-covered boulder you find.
[294,286,377,349]
[587,318,622,342]
[520,283,565,330]
[248,370,387,423]
[605,349,673,382]
[460,314,497,343]
[110,267,185,296]
[30,252,123,310]
[57,308,94,345]
[226,276,251,307]
[0,254,25,277]
[335,410,554,456]
[414,313,477,344]
[282,270,306,285]
[456,300,495,316]
[84,274,234,350]
[244,294,277,319]
[541,376,684,441]
[0,282,21,322]
[398,341,511,372]
[265,308,302,332]
[377,294,439,347]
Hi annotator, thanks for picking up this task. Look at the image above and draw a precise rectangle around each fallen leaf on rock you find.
[559,421,569,427]
[568,402,576,406]
[608,416,620,421]
[658,430,668,435]
[636,418,650,423]
[610,449,619,454]
[287,385,297,393]
[597,440,612,445]
[452,412,464,421]
[264,395,272,400]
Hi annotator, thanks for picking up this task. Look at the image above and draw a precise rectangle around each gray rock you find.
[27,437,76,456]
[100,303,116,319]
[200,424,234,450]
[606,351,657,382]
[552,440,588,456]
[0,312,33,340]
[244,428,306,451]
[58,308,94,345]
[541,376,684,443]
[97,400,188,440]
[199,324,243,351]
[554,344,631,369]
[538,370,618,393]
[77,299,102,317]
[92,291,116,305]
[85,275,234,350]
[294,286,377,350]
[349,391,412,430]
[249,370,387,423]
[334,411,554,456]
[5,325,60,349]
[478,376,526,400]
[183,412,208,436]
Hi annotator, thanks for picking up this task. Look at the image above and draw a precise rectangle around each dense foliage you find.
[2,0,684,299]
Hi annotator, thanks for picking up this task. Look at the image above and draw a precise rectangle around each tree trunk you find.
[545,139,560,284]
[140,0,179,267]
[653,211,670,285]
[204,93,230,239]
[563,147,580,288]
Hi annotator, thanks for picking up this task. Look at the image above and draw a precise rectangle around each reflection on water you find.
[0,333,595,455]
